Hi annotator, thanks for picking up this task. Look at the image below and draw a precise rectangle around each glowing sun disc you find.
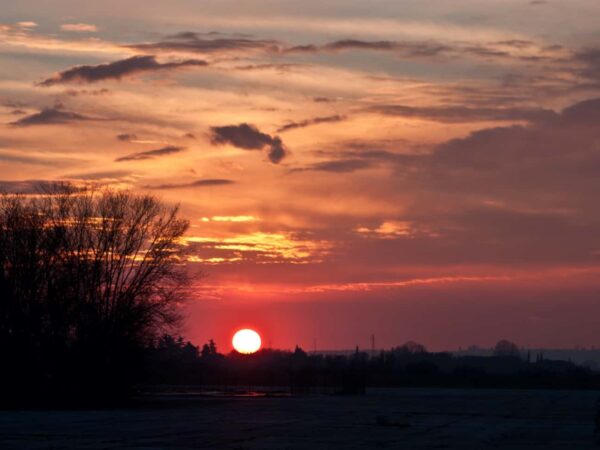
[232,329,262,354]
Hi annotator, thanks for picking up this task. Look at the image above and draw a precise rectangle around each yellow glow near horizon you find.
[232,329,262,354]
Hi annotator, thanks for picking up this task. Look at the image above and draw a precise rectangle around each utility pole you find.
[371,333,375,357]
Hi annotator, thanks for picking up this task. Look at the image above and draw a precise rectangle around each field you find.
[1,388,598,449]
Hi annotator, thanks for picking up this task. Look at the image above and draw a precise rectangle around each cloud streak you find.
[291,159,375,173]
[144,179,235,189]
[10,107,92,126]
[60,23,98,32]
[39,55,207,86]
[277,115,347,132]
[115,145,185,162]
[367,104,557,123]
[127,33,279,55]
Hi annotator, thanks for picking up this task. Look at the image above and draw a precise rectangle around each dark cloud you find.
[0,180,82,194]
[324,40,452,57]
[120,33,559,71]
[313,97,334,103]
[115,145,185,162]
[283,38,563,66]
[495,40,534,49]
[127,34,279,55]
[461,45,512,59]
[63,170,133,180]
[277,115,347,133]
[297,98,600,266]
[2,100,27,108]
[64,88,110,96]
[291,149,409,174]
[0,151,75,167]
[292,159,375,173]
[234,63,300,72]
[267,137,287,164]
[9,107,91,126]
[394,98,600,241]
[116,133,137,141]
[144,178,235,189]
[367,104,557,123]
[283,96,600,269]
[210,123,272,149]
[285,44,318,53]
[574,48,600,81]
[560,98,600,124]
[39,55,207,86]
[209,123,288,164]
[286,40,453,58]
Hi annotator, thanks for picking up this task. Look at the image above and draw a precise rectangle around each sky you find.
[2,0,600,351]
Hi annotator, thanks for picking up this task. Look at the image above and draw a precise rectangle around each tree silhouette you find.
[396,341,427,354]
[0,184,190,405]
[202,339,218,357]
[493,339,520,357]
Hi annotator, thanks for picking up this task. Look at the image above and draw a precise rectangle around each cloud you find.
[115,145,185,162]
[325,40,452,57]
[365,97,600,263]
[574,48,600,81]
[63,88,110,97]
[292,149,408,174]
[0,150,80,167]
[210,123,272,149]
[283,37,562,65]
[277,115,347,133]
[0,179,83,194]
[144,179,235,189]
[560,97,600,124]
[16,21,37,29]
[39,55,208,86]
[292,159,375,173]
[234,63,300,72]
[60,23,98,32]
[266,137,287,164]
[116,133,137,141]
[127,33,279,55]
[286,39,452,58]
[367,104,557,123]
[10,107,91,126]
[209,123,288,164]
[63,170,133,180]
[282,97,600,267]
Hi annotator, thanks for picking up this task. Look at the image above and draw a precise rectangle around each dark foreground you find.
[1,388,598,449]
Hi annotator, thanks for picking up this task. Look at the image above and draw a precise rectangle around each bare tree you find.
[0,184,190,404]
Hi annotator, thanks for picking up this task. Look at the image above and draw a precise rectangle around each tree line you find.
[142,337,600,394]
[0,185,189,406]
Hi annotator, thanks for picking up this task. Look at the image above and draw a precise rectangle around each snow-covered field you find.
[1,388,598,449]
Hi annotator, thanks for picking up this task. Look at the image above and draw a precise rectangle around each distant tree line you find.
[141,337,600,393]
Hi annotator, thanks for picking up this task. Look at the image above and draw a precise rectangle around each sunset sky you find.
[2,0,600,351]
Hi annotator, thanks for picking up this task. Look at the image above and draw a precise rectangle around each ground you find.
[1,388,598,449]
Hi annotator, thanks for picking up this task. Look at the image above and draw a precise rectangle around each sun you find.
[232,329,262,354]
